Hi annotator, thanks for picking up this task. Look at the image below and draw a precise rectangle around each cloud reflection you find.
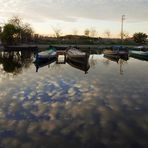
[0,56,148,148]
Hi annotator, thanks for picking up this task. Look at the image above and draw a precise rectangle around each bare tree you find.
[84,29,90,37]
[104,30,111,38]
[90,28,98,37]
[8,16,22,28]
[51,26,62,38]
[123,31,129,39]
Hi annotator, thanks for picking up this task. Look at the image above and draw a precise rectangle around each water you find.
[0,50,148,148]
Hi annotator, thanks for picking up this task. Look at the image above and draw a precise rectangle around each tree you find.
[1,16,33,45]
[0,26,2,33]
[1,24,18,45]
[0,26,2,40]
[51,26,62,38]
[84,29,90,37]
[21,23,33,42]
[123,31,129,39]
[133,32,147,44]
[104,30,111,38]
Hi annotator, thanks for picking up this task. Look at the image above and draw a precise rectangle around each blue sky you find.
[0,0,148,37]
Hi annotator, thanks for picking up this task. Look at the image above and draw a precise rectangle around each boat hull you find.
[129,51,148,61]
[66,48,89,64]
[66,48,90,73]
[34,50,56,63]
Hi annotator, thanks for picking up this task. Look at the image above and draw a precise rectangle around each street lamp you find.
[121,15,126,44]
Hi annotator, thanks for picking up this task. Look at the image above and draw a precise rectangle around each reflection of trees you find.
[0,51,34,75]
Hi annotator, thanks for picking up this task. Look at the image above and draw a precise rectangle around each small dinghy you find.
[66,48,89,64]
[34,48,56,63]
[66,48,90,74]
[129,50,148,61]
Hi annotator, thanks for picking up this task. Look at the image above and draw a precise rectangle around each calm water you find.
[0,51,148,148]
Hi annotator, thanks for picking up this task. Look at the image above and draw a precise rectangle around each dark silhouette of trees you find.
[133,32,147,44]
[1,16,33,45]
[1,24,18,45]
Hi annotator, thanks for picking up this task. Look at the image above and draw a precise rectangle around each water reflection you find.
[34,51,90,74]
[34,58,56,72]
[103,54,129,75]
[0,51,34,75]
[0,49,148,148]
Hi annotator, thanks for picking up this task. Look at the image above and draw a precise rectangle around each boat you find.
[66,57,90,74]
[104,46,128,55]
[129,50,148,61]
[132,46,148,51]
[104,53,129,63]
[103,46,129,59]
[34,57,56,72]
[66,48,90,74]
[66,48,89,64]
[34,48,56,63]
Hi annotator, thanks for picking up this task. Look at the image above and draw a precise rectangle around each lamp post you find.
[121,15,126,44]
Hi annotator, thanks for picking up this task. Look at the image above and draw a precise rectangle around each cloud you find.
[0,0,148,23]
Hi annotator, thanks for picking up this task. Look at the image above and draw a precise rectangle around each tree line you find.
[0,17,147,45]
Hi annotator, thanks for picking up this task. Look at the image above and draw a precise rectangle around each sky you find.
[0,0,148,37]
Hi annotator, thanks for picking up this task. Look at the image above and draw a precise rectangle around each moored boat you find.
[66,48,90,73]
[129,50,148,61]
[103,46,129,60]
[34,48,56,63]
[66,48,89,64]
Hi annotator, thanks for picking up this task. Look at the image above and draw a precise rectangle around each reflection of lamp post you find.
[121,15,126,44]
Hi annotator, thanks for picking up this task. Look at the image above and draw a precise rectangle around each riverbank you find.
[0,44,148,52]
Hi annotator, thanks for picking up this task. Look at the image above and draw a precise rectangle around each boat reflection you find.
[103,54,129,75]
[34,53,90,74]
[66,56,90,74]
[104,54,129,63]
[34,57,56,72]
